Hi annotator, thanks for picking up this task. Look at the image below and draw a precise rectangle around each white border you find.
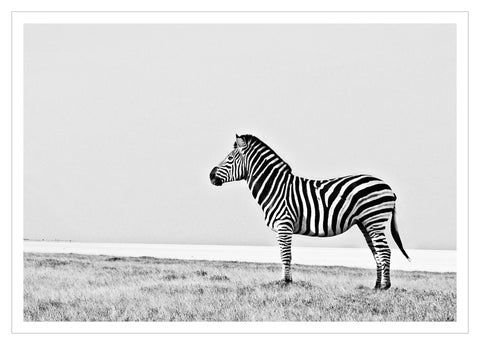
[12,11,468,334]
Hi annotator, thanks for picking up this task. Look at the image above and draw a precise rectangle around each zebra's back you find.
[288,174,396,237]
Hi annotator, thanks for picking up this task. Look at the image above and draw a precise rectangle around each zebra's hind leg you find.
[358,223,382,289]
[358,221,392,290]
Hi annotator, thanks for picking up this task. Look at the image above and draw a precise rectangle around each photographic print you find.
[12,12,468,333]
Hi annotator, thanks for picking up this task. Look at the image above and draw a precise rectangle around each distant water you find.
[24,241,456,272]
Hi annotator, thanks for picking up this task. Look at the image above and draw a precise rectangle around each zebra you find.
[209,134,410,290]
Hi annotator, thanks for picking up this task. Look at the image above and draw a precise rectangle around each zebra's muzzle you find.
[209,167,223,186]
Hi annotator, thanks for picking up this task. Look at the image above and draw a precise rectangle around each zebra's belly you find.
[293,215,352,237]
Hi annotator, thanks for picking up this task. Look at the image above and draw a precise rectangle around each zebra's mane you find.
[239,134,292,173]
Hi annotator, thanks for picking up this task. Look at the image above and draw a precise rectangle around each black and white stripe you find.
[210,134,410,290]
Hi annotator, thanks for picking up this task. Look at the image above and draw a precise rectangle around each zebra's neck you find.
[243,138,292,216]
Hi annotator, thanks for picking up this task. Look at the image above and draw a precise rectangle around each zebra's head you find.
[210,134,248,186]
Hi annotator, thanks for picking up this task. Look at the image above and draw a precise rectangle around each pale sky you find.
[24,24,456,249]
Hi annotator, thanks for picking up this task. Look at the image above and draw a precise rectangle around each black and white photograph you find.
[8,10,471,335]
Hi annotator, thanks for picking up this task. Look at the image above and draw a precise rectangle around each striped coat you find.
[210,134,409,290]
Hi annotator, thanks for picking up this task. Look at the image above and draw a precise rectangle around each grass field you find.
[24,252,456,322]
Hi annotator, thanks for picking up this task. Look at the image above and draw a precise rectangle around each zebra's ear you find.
[235,135,247,149]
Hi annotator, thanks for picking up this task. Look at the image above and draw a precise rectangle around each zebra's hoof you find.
[374,284,381,290]
[282,279,293,285]
[380,283,391,290]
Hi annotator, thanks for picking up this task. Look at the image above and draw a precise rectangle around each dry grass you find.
[24,252,456,322]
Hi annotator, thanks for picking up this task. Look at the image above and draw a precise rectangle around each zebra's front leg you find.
[276,228,293,283]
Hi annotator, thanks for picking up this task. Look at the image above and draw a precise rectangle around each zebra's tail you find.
[391,206,411,261]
